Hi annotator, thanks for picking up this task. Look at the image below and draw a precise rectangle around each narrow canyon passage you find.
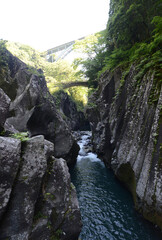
[70,132,162,240]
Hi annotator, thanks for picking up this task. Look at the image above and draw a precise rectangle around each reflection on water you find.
[70,132,162,240]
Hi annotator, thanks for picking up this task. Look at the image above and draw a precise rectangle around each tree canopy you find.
[73,31,107,88]
[73,0,161,88]
[104,0,162,70]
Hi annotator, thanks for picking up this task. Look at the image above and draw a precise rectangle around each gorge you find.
[0,0,162,239]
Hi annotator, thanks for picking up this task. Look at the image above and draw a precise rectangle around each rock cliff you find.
[0,48,82,239]
[0,49,79,165]
[55,91,90,131]
[86,65,162,229]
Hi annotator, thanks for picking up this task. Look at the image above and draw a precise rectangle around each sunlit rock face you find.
[86,66,162,229]
[0,49,79,165]
[0,135,82,239]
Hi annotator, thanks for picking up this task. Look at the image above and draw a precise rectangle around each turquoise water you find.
[70,132,162,240]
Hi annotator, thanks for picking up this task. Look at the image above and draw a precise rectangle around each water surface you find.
[70,132,162,240]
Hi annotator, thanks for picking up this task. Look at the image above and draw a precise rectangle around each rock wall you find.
[0,49,82,239]
[86,65,162,229]
[55,91,90,131]
[0,49,79,165]
[0,135,82,240]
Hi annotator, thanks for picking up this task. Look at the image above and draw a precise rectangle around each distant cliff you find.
[86,65,162,229]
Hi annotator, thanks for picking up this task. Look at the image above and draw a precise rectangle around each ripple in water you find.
[70,132,162,240]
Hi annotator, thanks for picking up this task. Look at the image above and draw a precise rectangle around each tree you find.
[73,31,107,88]
[101,0,162,70]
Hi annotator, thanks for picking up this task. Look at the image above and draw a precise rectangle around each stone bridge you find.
[56,81,88,89]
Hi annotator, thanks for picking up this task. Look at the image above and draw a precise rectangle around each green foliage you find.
[6,41,88,110]
[10,132,29,142]
[104,0,161,69]
[50,229,62,240]
[46,59,82,92]
[0,130,6,136]
[86,101,97,109]
[73,31,107,88]
[53,87,88,112]
[66,86,88,111]
[72,0,161,91]
[77,0,161,85]
[6,41,79,86]
[0,40,8,75]
[107,0,161,49]
[5,0,161,111]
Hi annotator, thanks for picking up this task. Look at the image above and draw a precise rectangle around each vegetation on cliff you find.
[102,0,162,79]
[84,0,162,230]
[1,0,161,106]
[72,31,107,88]
[0,41,8,75]
[74,0,161,90]
[4,41,88,111]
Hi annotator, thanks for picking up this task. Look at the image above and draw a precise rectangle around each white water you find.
[77,131,101,162]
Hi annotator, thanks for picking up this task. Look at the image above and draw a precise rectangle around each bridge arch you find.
[56,81,89,89]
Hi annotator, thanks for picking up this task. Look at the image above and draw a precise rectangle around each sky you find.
[0,0,109,52]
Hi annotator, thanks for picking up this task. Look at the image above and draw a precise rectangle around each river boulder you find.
[0,135,82,239]
[0,137,21,220]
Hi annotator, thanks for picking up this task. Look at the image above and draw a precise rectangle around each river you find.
[70,131,162,240]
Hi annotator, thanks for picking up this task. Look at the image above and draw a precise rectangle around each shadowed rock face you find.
[0,49,79,165]
[0,137,21,220]
[0,135,82,239]
[0,49,82,239]
[86,66,162,229]
[56,91,90,131]
[0,88,11,132]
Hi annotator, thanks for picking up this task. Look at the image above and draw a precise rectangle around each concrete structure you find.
[46,37,85,62]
